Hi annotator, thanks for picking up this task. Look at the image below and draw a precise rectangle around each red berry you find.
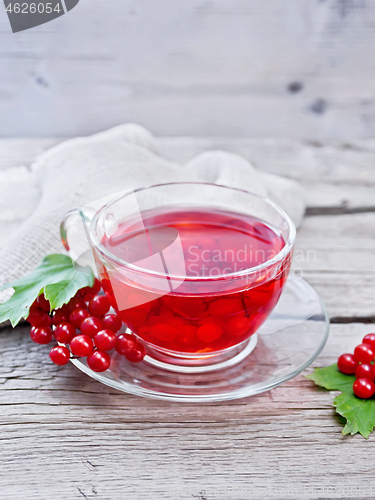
[354,343,375,364]
[69,308,90,329]
[36,294,50,313]
[94,329,117,351]
[87,350,111,372]
[54,322,76,344]
[102,314,122,333]
[79,278,102,300]
[337,353,358,375]
[27,308,51,328]
[49,346,70,365]
[93,277,102,292]
[208,298,243,316]
[67,296,87,312]
[197,323,223,342]
[51,309,69,326]
[226,315,252,337]
[70,334,94,357]
[180,325,197,344]
[126,342,146,363]
[116,333,137,355]
[40,314,51,327]
[89,295,110,317]
[355,363,375,380]
[151,323,177,341]
[28,301,40,314]
[80,316,103,338]
[363,334,375,349]
[60,304,70,314]
[353,378,375,399]
[30,326,53,345]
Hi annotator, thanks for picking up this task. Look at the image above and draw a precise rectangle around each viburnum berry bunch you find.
[27,278,146,372]
[337,334,375,399]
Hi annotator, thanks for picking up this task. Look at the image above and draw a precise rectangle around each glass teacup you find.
[61,182,295,372]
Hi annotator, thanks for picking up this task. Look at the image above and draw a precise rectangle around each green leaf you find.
[0,254,94,327]
[307,363,375,439]
[334,392,375,439]
[306,363,354,392]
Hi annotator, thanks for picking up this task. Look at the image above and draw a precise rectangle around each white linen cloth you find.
[0,124,305,300]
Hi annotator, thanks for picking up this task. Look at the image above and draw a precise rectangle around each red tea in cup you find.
[95,207,291,354]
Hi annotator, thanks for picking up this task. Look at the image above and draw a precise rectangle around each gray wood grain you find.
[0,323,373,500]
[1,1,375,139]
[2,136,375,209]
[1,138,375,500]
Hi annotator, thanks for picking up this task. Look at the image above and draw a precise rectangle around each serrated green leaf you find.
[307,363,375,438]
[334,391,375,439]
[0,254,94,326]
[306,363,354,392]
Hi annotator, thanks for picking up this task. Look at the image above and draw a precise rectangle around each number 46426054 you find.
[6,3,61,14]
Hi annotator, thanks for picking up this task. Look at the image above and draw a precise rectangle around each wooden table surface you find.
[1,137,375,499]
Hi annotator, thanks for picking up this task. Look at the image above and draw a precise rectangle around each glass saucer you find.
[71,275,329,402]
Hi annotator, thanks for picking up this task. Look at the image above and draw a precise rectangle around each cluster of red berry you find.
[27,279,146,372]
[337,334,375,398]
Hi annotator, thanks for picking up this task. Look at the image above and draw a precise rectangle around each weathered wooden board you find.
[2,137,375,210]
[1,1,375,139]
[1,138,375,500]
[0,323,373,500]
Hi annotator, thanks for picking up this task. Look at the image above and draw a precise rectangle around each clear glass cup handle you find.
[60,208,78,252]
[60,208,95,269]
[60,190,131,265]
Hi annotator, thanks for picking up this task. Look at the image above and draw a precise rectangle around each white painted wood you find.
[293,212,375,317]
[1,1,375,139]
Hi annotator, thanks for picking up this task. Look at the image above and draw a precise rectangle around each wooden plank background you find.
[1,137,375,499]
[1,0,375,139]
